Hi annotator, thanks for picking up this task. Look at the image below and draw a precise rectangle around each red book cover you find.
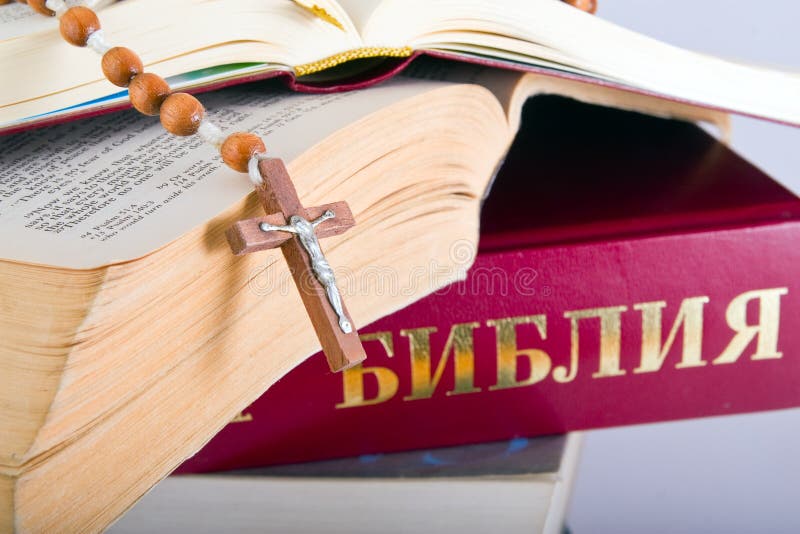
[178,95,800,474]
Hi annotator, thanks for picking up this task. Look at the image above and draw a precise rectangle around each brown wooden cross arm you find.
[227,202,355,255]
[225,158,366,372]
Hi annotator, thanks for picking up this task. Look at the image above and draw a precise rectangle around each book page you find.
[401,58,524,120]
[0,0,113,41]
[363,0,800,125]
[0,78,452,269]
[334,0,382,35]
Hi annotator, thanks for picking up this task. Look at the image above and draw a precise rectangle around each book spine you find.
[177,219,800,474]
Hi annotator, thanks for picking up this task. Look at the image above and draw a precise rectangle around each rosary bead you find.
[59,6,100,46]
[101,47,143,87]
[128,73,170,115]
[27,0,53,15]
[28,0,56,17]
[160,93,204,136]
[563,0,597,13]
[220,132,267,172]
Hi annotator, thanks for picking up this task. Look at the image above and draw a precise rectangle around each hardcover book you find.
[178,95,800,473]
[112,435,582,534]
[0,60,728,532]
[1,0,799,132]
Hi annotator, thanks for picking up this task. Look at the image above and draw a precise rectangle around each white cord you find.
[247,153,268,186]
[45,0,68,17]
[197,119,226,149]
[85,29,111,54]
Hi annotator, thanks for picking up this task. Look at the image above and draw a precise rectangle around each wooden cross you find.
[225,158,366,372]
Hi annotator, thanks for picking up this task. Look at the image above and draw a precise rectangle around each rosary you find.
[15,0,597,371]
[17,0,367,372]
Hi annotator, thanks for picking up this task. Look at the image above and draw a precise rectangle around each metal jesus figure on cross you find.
[225,158,366,372]
[259,210,351,334]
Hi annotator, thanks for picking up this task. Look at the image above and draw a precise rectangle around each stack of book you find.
[176,94,800,475]
[1,1,798,532]
[114,436,583,533]
[137,95,797,533]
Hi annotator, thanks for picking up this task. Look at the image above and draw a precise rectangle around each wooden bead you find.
[563,0,597,13]
[102,47,143,87]
[220,133,267,172]
[27,0,54,15]
[59,6,100,47]
[160,93,204,136]
[128,73,171,115]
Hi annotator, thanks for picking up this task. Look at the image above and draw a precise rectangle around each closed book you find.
[179,95,800,474]
[113,435,582,534]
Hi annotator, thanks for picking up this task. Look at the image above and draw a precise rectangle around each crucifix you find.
[225,158,366,372]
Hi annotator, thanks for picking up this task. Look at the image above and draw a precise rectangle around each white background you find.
[567,2,800,532]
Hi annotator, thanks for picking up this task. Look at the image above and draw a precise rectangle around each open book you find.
[0,61,726,532]
[1,0,799,132]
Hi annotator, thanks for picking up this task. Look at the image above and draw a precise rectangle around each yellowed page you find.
[0,79,454,269]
